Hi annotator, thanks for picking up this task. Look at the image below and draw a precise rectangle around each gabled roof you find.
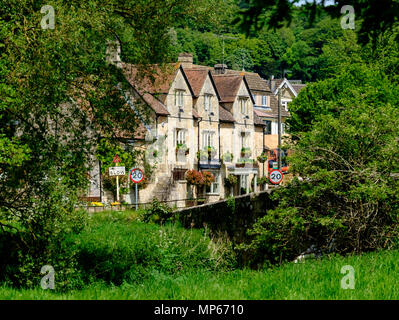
[184,69,221,100]
[273,78,306,98]
[141,93,169,116]
[123,63,180,94]
[225,70,271,93]
[184,69,208,97]
[212,74,255,104]
[123,62,197,116]
[292,84,307,94]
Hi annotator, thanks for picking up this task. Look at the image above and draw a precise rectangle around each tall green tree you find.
[0,0,219,286]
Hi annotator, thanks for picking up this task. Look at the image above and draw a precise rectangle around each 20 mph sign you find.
[130,168,145,183]
[269,169,283,185]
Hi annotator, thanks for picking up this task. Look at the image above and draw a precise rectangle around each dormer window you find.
[175,90,184,108]
[204,94,212,113]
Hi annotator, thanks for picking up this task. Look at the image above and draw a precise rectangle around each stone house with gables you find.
[87,51,300,206]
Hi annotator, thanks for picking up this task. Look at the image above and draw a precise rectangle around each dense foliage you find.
[0,0,224,287]
[242,59,399,266]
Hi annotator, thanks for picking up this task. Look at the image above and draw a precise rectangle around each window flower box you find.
[240,147,251,158]
[222,152,233,163]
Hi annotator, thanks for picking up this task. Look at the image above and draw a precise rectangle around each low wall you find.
[177,190,277,244]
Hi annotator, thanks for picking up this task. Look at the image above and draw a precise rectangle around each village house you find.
[87,50,306,207]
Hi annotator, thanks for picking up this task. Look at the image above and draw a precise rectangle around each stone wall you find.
[176,190,277,244]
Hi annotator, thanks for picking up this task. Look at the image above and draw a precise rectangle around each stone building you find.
[87,52,305,206]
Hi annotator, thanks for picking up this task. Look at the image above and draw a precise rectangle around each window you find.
[240,175,248,193]
[262,96,267,106]
[264,120,272,135]
[175,128,186,146]
[240,132,249,149]
[175,90,184,107]
[202,131,214,148]
[239,98,247,114]
[206,172,220,194]
[281,100,289,111]
[271,121,278,135]
[204,94,212,113]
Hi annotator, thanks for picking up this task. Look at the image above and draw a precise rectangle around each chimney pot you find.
[178,53,193,69]
[214,64,227,75]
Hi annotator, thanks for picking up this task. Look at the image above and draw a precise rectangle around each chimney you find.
[106,39,122,68]
[178,53,193,69]
[214,64,227,75]
[270,75,275,92]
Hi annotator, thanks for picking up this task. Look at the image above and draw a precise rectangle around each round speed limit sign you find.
[129,168,145,183]
[269,169,283,185]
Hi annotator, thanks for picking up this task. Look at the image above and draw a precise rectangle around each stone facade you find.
[87,52,305,207]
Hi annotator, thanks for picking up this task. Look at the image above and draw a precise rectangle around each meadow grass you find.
[2,249,399,300]
[2,210,399,300]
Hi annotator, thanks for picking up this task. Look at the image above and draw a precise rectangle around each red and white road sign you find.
[113,154,121,163]
[269,169,283,185]
[129,168,145,183]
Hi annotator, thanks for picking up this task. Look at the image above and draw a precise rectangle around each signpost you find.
[109,167,125,176]
[110,154,124,202]
[130,168,145,210]
[269,169,283,185]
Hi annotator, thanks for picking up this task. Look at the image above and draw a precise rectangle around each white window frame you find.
[262,95,267,106]
[271,121,278,135]
[206,171,220,195]
[240,131,249,149]
[204,94,212,113]
[202,131,214,149]
[239,97,247,115]
[281,100,290,111]
[175,128,186,146]
[175,90,184,107]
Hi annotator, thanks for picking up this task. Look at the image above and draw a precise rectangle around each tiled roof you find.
[184,69,209,97]
[141,93,169,116]
[122,63,177,116]
[292,84,307,94]
[226,70,271,92]
[219,106,234,122]
[253,111,265,126]
[212,74,243,103]
[123,62,180,95]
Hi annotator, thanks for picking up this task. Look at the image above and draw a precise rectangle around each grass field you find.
[1,210,399,300]
[2,249,399,300]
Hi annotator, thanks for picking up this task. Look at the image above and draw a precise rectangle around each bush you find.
[241,99,399,267]
[141,199,174,224]
[65,216,236,286]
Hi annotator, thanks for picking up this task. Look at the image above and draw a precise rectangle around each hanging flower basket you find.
[257,152,268,163]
